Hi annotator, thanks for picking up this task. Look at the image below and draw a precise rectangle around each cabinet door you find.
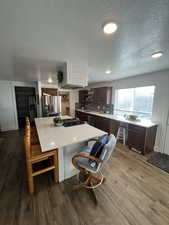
[110,120,120,136]
[144,125,157,154]
[93,87,112,105]
[75,110,80,119]
[87,115,96,127]
[79,90,88,104]
[75,111,87,121]
[94,116,111,133]
[127,125,146,153]
[94,88,107,104]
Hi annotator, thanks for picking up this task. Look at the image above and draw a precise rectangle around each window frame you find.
[114,85,156,118]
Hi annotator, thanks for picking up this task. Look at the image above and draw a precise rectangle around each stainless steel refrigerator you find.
[42,94,62,117]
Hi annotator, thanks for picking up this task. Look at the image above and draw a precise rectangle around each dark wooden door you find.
[15,87,37,128]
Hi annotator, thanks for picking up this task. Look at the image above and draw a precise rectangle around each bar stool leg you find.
[123,128,126,145]
[27,163,34,194]
[53,152,58,182]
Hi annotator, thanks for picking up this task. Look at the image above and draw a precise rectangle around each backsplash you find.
[75,103,114,114]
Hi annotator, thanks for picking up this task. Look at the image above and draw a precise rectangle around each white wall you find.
[0,80,37,131]
[0,81,17,131]
[88,69,169,154]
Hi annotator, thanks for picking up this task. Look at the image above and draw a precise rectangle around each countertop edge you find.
[75,109,158,128]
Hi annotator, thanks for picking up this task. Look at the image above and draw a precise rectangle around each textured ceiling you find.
[0,0,169,83]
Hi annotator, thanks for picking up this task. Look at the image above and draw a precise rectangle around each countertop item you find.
[75,109,157,128]
[63,118,85,127]
[35,116,106,152]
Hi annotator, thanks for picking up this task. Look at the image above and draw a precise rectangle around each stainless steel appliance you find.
[42,94,62,117]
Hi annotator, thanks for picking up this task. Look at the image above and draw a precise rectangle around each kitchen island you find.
[35,116,106,182]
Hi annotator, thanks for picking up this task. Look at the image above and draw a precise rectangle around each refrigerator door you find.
[42,95,50,116]
[42,95,62,116]
[51,96,62,114]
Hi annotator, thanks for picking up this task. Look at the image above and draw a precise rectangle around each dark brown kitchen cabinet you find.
[127,124,157,155]
[41,88,58,96]
[79,90,88,104]
[94,116,111,133]
[127,125,146,153]
[78,87,112,105]
[93,87,112,105]
[110,119,120,137]
[75,110,88,121]
[87,114,96,127]
[75,110,157,155]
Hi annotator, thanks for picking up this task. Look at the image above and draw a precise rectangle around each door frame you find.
[12,82,37,129]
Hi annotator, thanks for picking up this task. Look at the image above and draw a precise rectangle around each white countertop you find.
[35,116,106,152]
[76,109,157,128]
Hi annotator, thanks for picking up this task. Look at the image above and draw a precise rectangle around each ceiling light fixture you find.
[151,51,163,58]
[48,77,53,83]
[105,70,112,74]
[103,22,118,34]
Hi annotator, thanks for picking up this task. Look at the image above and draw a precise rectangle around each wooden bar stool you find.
[25,117,39,145]
[24,127,58,194]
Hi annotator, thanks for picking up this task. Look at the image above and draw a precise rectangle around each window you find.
[114,86,155,119]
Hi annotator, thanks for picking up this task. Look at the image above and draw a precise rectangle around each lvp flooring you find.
[0,130,169,225]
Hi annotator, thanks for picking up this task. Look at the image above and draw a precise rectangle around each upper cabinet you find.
[41,88,58,96]
[79,90,88,104]
[79,87,112,105]
[93,87,112,105]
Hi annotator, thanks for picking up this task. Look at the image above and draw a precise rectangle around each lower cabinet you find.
[87,114,96,127]
[126,124,157,154]
[94,116,111,133]
[127,125,146,153]
[75,110,157,154]
[75,110,88,121]
[110,119,120,137]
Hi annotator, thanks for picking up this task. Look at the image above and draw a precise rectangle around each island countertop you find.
[35,116,106,152]
[75,109,157,128]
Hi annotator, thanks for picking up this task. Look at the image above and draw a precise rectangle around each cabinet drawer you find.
[128,124,146,133]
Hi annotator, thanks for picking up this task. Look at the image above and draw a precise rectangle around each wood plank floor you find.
[1,130,169,225]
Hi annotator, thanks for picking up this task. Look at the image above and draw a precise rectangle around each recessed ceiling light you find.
[151,51,163,58]
[48,77,53,83]
[105,70,112,74]
[103,22,118,34]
